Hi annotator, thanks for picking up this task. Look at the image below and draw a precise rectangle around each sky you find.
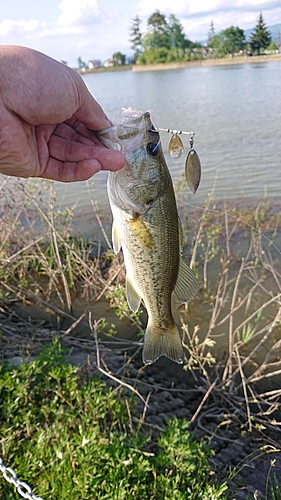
[0,0,280,67]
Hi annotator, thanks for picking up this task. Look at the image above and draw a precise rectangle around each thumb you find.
[74,85,113,131]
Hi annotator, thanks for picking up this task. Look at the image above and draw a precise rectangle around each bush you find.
[0,342,227,500]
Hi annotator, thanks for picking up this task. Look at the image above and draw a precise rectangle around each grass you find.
[1,178,281,498]
[0,342,227,500]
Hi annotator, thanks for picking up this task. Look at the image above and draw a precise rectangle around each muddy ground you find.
[2,318,281,500]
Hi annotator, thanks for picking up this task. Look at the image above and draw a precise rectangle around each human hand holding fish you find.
[98,108,200,365]
[0,45,125,182]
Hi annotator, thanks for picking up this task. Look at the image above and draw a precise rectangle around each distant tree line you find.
[129,11,277,65]
[129,11,201,65]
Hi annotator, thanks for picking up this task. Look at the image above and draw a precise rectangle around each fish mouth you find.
[97,108,159,153]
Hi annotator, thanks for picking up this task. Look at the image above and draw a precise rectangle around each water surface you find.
[83,61,281,204]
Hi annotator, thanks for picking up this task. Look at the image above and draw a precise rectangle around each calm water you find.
[2,61,281,221]
[74,62,281,209]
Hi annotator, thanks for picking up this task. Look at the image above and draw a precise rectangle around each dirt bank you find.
[132,53,281,72]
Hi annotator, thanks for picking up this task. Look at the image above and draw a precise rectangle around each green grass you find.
[0,342,227,500]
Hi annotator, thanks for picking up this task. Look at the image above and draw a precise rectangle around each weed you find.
[106,284,145,335]
[228,446,281,500]
[0,343,227,500]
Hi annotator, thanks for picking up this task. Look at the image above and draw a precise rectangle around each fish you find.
[98,108,199,365]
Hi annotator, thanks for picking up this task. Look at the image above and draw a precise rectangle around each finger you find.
[40,157,102,182]
[48,135,125,171]
[51,122,115,150]
[48,134,101,162]
[53,122,96,146]
[99,149,125,171]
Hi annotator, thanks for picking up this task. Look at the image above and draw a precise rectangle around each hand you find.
[0,46,125,182]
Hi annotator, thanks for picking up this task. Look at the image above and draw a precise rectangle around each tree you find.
[77,56,86,69]
[249,12,271,54]
[129,15,143,60]
[112,51,126,66]
[268,41,278,51]
[210,26,246,56]
[138,47,170,65]
[167,14,190,49]
[220,26,246,54]
[133,9,202,65]
[146,10,170,49]
[207,21,216,48]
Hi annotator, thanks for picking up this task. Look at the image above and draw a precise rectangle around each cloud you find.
[0,17,87,41]
[0,0,116,39]
[136,0,281,18]
[0,0,126,66]
[0,0,115,42]
[0,18,47,37]
[136,0,186,16]
[57,0,103,26]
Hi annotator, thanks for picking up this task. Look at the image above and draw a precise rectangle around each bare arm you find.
[0,46,125,182]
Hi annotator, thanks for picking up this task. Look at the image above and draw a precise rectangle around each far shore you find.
[132,52,281,72]
[78,53,281,75]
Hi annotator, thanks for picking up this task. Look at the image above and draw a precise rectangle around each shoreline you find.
[132,53,281,72]
[77,53,281,75]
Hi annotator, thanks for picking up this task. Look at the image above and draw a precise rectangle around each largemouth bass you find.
[98,108,199,365]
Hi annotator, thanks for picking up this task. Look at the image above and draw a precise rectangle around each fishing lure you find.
[159,128,201,194]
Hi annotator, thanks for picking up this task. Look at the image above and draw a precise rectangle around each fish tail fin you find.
[142,321,184,365]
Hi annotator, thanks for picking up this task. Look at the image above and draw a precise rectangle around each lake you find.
[69,61,281,209]
[1,60,281,227]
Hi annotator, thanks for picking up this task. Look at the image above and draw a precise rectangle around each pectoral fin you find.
[126,276,142,312]
[128,216,155,250]
[173,258,199,303]
[112,219,122,254]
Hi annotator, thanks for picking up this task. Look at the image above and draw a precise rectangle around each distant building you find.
[104,58,114,67]
[88,59,102,69]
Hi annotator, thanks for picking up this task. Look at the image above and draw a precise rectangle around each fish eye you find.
[147,142,159,157]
